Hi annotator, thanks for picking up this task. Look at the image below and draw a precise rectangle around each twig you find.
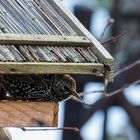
[99,18,115,41]
[79,90,104,96]
[115,59,140,77]
[78,79,140,98]
[103,78,108,96]
[78,60,140,98]
[82,79,140,107]
[104,79,140,97]
[21,127,79,132]
[101,31,128,45]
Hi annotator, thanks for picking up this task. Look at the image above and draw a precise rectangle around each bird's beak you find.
[71,91,92,107]
[71,91,83,102]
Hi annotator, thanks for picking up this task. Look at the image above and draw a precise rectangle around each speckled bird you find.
[0,74,82,102]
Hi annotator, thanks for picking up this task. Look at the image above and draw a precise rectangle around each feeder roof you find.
[0,0,114,80]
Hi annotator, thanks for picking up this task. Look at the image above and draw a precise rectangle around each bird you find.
[0,74,83,102]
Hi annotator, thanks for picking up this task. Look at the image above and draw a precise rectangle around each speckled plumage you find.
[0,74,77,102]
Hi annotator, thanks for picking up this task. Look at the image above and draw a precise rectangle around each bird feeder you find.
[0,0,114,127]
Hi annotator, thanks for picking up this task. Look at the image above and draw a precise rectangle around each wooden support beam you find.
[0,34,91,47]
[0,62,104,75]
[0,101,58,127]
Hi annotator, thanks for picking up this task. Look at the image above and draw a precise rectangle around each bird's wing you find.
[0,74,55,85]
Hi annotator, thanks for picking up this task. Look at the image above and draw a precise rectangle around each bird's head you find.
[55,74,83,102]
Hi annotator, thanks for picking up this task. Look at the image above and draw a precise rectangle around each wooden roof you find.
[0,0,114,80]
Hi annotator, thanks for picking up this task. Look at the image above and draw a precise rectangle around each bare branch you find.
[83,79,140,107]
[79,90,104,96]
[22,127,79,132]
[103,78,109,95]
[99,18,115,41]
[104,79,140,97]
[101,31,128,45]
[115,59,140,77]
[79,60,140,96]
[78,79,140,98]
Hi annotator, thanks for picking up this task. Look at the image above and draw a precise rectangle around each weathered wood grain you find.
[0,34,90,47]
[0,62,104,75]
[0,0,114,80]
[0,101,58,127]
[47,0,114,80]
[48,0,113,61]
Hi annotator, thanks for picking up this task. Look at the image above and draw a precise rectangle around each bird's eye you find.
[64,85,71,92]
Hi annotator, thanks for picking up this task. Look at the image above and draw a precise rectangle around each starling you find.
[0,74,83,102]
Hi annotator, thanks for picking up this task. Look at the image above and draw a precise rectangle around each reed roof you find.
[0,0,114,80]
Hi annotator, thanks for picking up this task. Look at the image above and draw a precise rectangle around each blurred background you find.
[7,0,140,140]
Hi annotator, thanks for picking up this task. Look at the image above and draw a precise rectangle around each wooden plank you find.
[0,34,90,47]
[0,62,104,75]
[47,0,114,80]
[0,101,58,127]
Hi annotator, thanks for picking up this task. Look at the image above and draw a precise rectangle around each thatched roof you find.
[0,0,114,80]
[0,0,97,63]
